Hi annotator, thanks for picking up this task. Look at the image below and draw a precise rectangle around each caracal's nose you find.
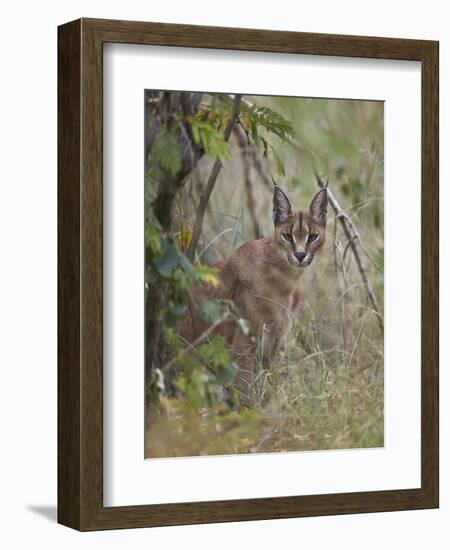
[295,251,306,262]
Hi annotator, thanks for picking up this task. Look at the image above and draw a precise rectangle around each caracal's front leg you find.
[258,317,289,367]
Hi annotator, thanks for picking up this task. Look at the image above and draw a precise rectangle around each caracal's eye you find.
[307,233,319,244]
[282,232,294,243]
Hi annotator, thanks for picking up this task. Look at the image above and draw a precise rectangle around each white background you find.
[0,0,448,548]
[104,45,421,506]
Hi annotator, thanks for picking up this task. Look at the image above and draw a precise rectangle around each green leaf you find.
[215,362,238,386]
[178,251,196,276]
[163,303,187,327]
[198,298,227,324]
[240,103,295,143]
[197,335,230,369]
[190,119,231,162]
[195,264,221,288]
[145,223,162,254]
[270,145,285,177]
[152,126,182,177]
[153,240,180,277]
[259,136,269,158]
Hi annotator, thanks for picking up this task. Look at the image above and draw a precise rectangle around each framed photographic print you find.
[58,18,439,530]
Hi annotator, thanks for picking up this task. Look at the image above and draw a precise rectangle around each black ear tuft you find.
[273,186,293,227]
[309,188,328,227]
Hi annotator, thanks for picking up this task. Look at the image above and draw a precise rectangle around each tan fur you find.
[178,187,327,386]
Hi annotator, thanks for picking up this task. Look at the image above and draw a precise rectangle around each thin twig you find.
[333,216,339,275]
[187,95,242,260]
[234,125,261,238]
[228,204,244,256]
[336,211,381,271]
[250,147,274,190]
[162,316,226,372]
[343,235,357,264]
[336,239,348,367]
[198,227,233,259]
[347,314,368,369]
[316,174,383,332]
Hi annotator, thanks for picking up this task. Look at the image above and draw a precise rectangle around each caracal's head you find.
[272,185,328,270]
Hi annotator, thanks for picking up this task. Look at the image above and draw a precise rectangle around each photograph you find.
[0,1,439,539]
[144,90,385,458]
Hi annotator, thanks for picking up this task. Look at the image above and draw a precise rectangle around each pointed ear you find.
[309,188,328,227]
[273,186,293,227]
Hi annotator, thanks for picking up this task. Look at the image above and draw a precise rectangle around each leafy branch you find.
[187,94,243,260]
[240,103,295,142]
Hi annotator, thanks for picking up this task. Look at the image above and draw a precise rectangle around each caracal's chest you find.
[233,269,301,330]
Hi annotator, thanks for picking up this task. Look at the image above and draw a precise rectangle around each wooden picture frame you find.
[58,18,439,531]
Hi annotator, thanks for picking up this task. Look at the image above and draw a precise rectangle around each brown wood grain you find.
[57,19,82,529]
[420,39,439,505]
[58,18,439,531]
